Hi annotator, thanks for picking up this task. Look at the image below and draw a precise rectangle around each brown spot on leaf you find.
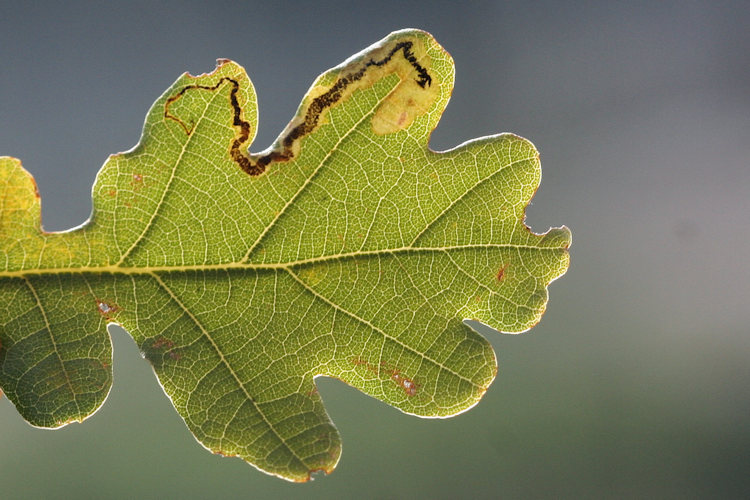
[306,468,332,482]
[391,371,418,397]
[351,357,418,396]
[351,356,376,371]
[95,299,119,319]
[152,337,182,361]
[152,336,175,350]
[29,175,40,199]
[108,189,117,197]
[496,264,508,282]
[131,174,145,192]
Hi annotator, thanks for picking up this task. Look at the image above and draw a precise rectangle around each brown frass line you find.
[164,41,432,177]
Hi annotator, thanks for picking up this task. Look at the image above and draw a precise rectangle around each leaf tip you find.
[183,58,243,81]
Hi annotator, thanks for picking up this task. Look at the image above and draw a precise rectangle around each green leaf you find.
[0,29,570,481]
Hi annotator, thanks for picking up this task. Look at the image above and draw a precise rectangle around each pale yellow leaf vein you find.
[22,277,82,417]
[441,250,536,312]
[241,77,397,263]
[116,83,227,266]
[147,271,308,470]
[285,266,482,389]
[410,151,537,246]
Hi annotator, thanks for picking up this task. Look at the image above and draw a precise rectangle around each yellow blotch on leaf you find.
[371,77,440,135]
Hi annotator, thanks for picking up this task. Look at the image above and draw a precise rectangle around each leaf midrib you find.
[0,243,562,278]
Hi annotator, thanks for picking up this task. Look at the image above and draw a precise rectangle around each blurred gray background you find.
[1,1,748,498]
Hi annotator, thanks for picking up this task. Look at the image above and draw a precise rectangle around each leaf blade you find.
[0,29,570,481]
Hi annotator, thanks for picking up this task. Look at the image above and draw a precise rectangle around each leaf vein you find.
[241,80,396,263]
[285,267,482,389]
[410,151,537,246]
[148,271,309,470]
[22,277,82,418]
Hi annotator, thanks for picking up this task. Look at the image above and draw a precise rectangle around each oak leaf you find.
[0,29,570,481]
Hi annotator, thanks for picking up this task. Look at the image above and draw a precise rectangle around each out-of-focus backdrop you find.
[1,1,748,498]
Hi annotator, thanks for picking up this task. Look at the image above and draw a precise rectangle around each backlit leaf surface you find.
[0,29,570,481]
